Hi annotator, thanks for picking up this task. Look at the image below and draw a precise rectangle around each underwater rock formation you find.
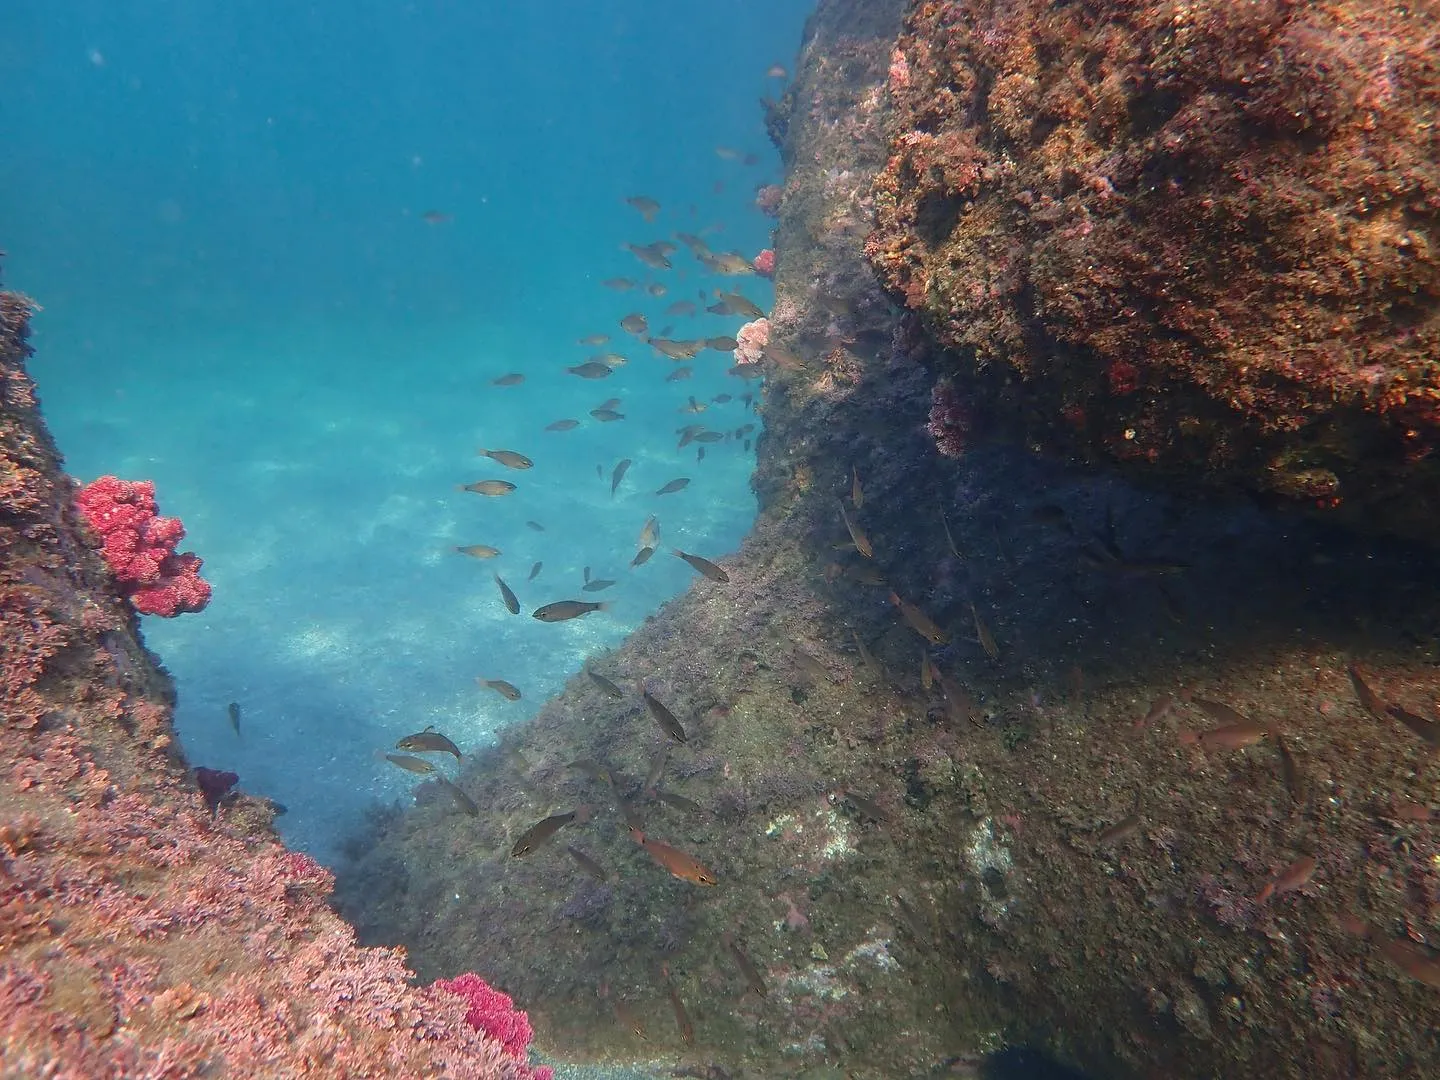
[338,3,1440,1080]
[0,288,537,1077]
[867,0,1440,541]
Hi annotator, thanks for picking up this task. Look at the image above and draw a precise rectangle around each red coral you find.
[74,476,211,617]
[436,973,542,1068]
[753,248,777,278]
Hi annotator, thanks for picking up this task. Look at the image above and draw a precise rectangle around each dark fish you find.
[395,727,462,759]
[420,209,452,225]
[590,408,625,422]
[1096,812,1142,848]
[545,418,580,431]
[1255,855,1318,904]
[706,335,739,351]
[725,936,767,997]
[656,478,691,495]
[586,668,626,699]
[434,776,478,816]
[693,431,724,443]
[385,753,436,775]
[673,549,729,582]
[1276,734,1303,804]
[480,678,522,701]
[491,373,525,386]
[1134,694,1175,729]
[631,546,655,567]
[525,520,545,532]
[638,516,660,549]
[494,574,521,615]
[613,1000,649,1041]
[664,971,694,1046]
[642,688,688,743]
[476,448,533,470]
[594,397,622,411]
[646,282,667,297]
[1387,702,1440,748]
[567,362,614,379]
[511,811,576,857]
[527,561,543,581]
[611,459,632,497]
[851,466,863,509]
[625,195,661,222]
[666,300,697,317]
[844,791,891,824]
[970,603,1000,661]
[713,393,733,404]
[226,702,241,736]
[665,366,694,382]
[623,242,672,270]
[620,313,649,335]
[645,749,669,789]
[889,592,949,644]
[533,600,610,622]
[647,337,703,360]
[727,363,766,380]
[565,844,609,881]
[456,544,502,559]
[577,333,610,346]
[601,277,637,290]
[655,790,703,815]
[459,480,517,496]
[582,578,616,592]
[838,500,872,558]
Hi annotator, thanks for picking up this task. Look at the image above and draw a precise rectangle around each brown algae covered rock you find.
[867,0,1440,539]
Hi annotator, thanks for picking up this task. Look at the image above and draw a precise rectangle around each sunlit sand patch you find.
[284,623,352,660]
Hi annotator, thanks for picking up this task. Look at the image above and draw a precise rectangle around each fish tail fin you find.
[628,826,645,845]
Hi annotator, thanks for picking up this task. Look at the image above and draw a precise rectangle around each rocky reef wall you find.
[868,0,1440,542]
[0,287,534,1077]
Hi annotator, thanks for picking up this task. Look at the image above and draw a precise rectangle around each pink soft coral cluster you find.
[734,317,770,365]
[75,475,211,617]
[752,248,776,278]
[436,973,551,1078]
[753,184,784,216]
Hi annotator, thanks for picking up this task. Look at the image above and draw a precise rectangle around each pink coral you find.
[754,184,784,216]
[436,974,551,1078]
[74,476,211,617]
[753,248,776,278]
[734,318,770,365]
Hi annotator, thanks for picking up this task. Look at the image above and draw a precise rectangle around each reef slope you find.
[0,287,527,1077]
[339,3,1440,1079]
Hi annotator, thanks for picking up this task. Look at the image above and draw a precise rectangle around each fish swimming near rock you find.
[586,667,626,699]
[642,687,688,743]
[479,678,522,701]
[656,478,691,495]
[673,549,729,582]
[395,726,462,759]
[533,600,610,622]
[629,827,716,885]
[384,752,437,775]
[511,811,578,857]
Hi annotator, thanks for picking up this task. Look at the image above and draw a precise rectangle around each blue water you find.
[2,0,808,860]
